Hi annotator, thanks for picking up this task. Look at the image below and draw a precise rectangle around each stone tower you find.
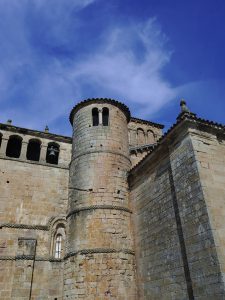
[64,98,137,299]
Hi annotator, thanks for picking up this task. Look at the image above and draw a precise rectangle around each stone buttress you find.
[64,99,137,299]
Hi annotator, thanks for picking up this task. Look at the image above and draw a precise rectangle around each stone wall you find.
[189,126,225,295]
[169,125,225,299]
[0,128,71,299]
[130,149,151,168]
[130,121,225,299]
[128,118,162,147]
[129,147,188,300]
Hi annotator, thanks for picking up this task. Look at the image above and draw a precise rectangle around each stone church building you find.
[0,98,225,300]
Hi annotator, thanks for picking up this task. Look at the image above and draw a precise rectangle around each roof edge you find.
[0,123,72,144]
[70,98,131,124]
[130,117,164,129]
[130,112,225,173]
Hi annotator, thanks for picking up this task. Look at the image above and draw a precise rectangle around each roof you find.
[70,98,131,124]
[130,117,164,129]
[0,123,72,144]
[130,110,225,173]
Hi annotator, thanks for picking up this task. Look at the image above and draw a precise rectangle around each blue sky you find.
[0,0,224,135]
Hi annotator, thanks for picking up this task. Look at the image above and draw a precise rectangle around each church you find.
[0,98,225,299]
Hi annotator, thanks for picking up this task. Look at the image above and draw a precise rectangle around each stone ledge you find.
[0,155,69,170]
[65,248,135,259]
[0,255,62,262]
[67,205,132,218]
[0,223,49,231]
[71,149,131,164]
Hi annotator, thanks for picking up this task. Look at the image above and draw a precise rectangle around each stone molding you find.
[0,216,67,231]
[0,223,49,231]
[0,155,69,170]
[71,149,131,164]
[67,205,132,218]
[0,248,134,261]
[64,248,135,259]
[0,255,62,262]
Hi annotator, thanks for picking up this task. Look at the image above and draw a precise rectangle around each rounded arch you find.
[137,128,145,145]
[92,107,99,126]
[147,129,155,144]
[102,107,109,126]
[49,216,66,259]
[26,138,41,161]
[6,135,23,158]
[46,142,60,165]
[0,132,2,149]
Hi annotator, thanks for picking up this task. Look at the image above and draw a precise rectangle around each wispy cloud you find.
[0,1,177,134]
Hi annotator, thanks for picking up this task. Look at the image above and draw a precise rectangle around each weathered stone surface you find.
[1,97,225,299]
[66,102,137,299]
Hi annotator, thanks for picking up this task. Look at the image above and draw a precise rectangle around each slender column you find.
[0,137,9,156]
[99,108,103,125]
[20,141,28,160]
[40,144,48,163]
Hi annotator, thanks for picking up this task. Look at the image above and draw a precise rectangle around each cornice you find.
[0,123,72,144]
[130,117,164,129]
[69,98,131,124]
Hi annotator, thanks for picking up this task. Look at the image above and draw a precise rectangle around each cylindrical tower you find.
[64,98,137,299]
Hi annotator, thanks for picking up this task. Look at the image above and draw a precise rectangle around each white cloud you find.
[33,0,96,10]
[0,2,177,134]
[68,18,177,117]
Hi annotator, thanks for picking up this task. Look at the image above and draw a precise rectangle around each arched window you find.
[6,135,22,158]
[50,222,66,259]
[129,129,136,146]
[92,108,99,126]
[102,107,109,126]
[147,130,155,144]
[46,142,60,165]
[26,139,41,161]
[0,133,2,149]
[54,234,62,259]
[137,128,145,145]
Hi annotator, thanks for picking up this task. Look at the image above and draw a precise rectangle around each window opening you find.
[102,107,109,126]
[46,143,59,165]
[137,128,145,145]
[92,108,99,126]
[6,135,22,158]
[26,139,41,161]
[55,234,62,259]
[147,130,155,144]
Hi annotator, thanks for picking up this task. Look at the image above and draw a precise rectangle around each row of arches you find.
[92,107,109,126]
[130,128,156,146]
[0,134,60,165]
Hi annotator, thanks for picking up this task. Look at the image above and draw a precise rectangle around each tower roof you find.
[69,98,131,124]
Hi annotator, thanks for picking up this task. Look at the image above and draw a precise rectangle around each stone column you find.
[99,108,103,125]
[0,137,9,156]
[40,143,48,163]
[20,141,28,160]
